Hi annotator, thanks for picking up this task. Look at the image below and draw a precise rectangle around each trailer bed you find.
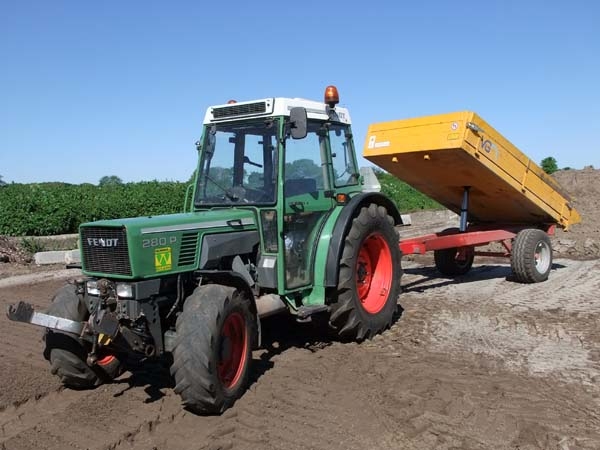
[363,111,580,229]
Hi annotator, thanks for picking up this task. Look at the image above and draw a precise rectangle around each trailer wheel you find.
[434,247,475,276]
[330,204,402,341]
[43,284,121,388]
[511,228,553,283]
[171,284,255,414]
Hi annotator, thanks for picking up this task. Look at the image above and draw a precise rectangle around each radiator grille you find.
[178,232,199,266]
[80,227,131,276]
[212,101,267,119]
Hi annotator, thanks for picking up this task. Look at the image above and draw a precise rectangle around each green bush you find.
[20,237,47,254]
[541,156,558,174]
[0,182,188,236]
[375,171,441,212]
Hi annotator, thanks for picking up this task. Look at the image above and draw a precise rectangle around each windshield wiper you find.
[206,175,238,201]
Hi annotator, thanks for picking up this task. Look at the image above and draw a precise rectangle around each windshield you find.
[195,119,279,206]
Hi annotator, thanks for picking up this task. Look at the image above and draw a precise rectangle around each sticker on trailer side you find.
[481,139,499,160]
[367,135,390,149]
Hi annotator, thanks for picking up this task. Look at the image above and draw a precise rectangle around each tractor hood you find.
[79,209,258,279]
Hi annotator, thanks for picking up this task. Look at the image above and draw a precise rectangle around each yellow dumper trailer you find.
[364,111,581,283]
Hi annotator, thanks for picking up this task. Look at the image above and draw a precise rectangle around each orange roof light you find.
[227,99,237,104]
[324,85,339,108]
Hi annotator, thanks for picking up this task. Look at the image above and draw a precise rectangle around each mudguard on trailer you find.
[324,192,402,288]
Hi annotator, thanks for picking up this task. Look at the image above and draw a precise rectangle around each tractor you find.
[7,86,403,414]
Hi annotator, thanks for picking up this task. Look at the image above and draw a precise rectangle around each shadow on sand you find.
[402,261,566,293]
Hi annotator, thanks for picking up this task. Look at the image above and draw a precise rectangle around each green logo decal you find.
[154,247,172,272]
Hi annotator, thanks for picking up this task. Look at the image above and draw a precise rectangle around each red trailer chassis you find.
[397,187,557,283]
[400,223,556,257]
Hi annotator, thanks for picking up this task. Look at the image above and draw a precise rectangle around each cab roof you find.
[203,97,351,125]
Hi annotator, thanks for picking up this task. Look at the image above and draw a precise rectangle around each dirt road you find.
[1,257,599,450]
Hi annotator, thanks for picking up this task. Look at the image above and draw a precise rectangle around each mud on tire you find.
[330,203,402,341]
[171,284,256,414]
[44,284,121,388]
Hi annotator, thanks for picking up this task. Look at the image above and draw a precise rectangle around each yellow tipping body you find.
[363,111,580,230]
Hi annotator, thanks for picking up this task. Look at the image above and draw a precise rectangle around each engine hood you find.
[79,209,258,279]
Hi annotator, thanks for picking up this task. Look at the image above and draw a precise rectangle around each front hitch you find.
[7,300,158,359]
[7,301,86,336]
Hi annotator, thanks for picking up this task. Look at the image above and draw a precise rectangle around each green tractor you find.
[7,86,403,414]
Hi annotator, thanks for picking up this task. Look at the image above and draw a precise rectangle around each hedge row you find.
[0,182,188,236]
[0,173,439,237]
[377,172,441,212]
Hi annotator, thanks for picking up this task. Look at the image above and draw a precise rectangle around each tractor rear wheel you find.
[511,228,553,283]
[330,204,402,341]
[171,284,255,414]
[43,284,121,388]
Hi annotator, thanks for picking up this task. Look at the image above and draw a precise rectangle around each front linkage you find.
[7,278,161,368]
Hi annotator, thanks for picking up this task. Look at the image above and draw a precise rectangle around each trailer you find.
[364,111,581,282]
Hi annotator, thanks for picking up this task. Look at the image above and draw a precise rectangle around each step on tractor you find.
[7,86,579,414]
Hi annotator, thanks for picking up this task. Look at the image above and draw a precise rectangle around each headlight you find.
[86,280,99,296]
[116,283,134,299]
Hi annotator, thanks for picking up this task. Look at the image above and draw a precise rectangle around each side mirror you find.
[289,107,307,139]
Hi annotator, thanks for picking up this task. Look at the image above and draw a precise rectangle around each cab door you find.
[281,121,334,290]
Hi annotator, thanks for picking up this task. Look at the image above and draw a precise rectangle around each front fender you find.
[195,270,262,347]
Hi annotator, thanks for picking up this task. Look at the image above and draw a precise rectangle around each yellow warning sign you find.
[154,247,172,272]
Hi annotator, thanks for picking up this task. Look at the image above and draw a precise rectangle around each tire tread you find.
[330,204,402,341]
[511,228,552,283]
[171,284,255,414]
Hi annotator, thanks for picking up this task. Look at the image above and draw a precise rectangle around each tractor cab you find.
[192,86,362,295]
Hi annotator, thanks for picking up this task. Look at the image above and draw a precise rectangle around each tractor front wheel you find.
[43,284,121,388]
[171,284,255,414]
[330,204,402,341]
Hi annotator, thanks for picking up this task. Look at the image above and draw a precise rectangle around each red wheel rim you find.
[218,312,248,389]
[97,354,116,366]
[356,233,393,314]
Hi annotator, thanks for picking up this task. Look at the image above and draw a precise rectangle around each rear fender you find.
[324,192,402,288]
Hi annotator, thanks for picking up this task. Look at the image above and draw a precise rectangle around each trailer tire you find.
[330,204,402,341]
[434,231,475,276]
[43,284,121,388]
[171,284,255,414]
[511,228,553,283]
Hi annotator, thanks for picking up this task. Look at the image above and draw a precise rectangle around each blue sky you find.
[1,0,598,184]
